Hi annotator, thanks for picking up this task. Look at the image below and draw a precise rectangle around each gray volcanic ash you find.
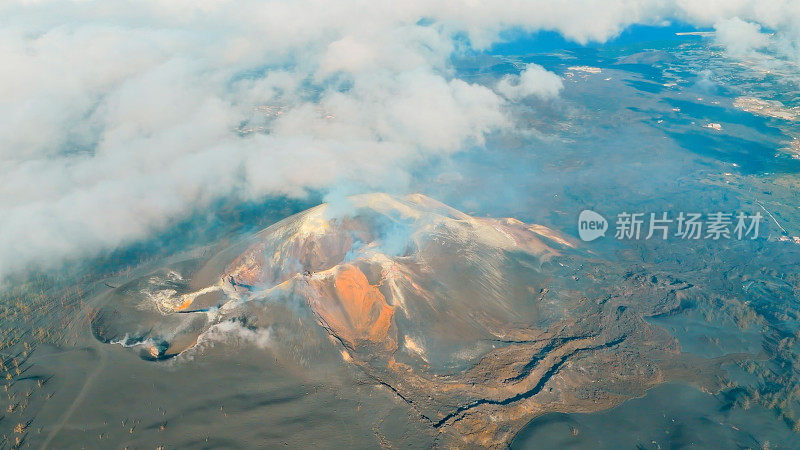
[90,193,732,446]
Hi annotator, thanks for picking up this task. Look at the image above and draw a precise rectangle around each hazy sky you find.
[1,0,799,277]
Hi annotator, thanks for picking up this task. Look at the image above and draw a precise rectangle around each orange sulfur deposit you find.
[308,265,395,349]
[175,297,194,311]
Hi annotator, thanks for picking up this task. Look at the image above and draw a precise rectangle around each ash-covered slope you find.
[90,193,731,446]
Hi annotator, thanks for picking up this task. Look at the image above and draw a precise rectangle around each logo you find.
[578,210,608,241]
[577,209,764,241]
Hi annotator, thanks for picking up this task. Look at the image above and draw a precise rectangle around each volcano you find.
[90,193,728,446]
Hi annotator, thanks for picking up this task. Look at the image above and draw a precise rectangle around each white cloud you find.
[714,17,771,57]
[496,63,564,101]
[1,0,800,277]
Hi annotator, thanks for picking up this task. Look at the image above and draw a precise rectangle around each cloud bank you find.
[1,0,800,277]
